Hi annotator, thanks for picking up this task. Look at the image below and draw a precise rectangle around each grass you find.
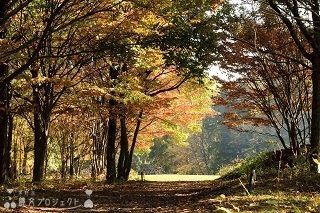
[203,189,320,213]
[143,174,220,182]
[211,152,320,212]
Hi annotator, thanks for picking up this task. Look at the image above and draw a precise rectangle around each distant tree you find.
[149,136,176,173]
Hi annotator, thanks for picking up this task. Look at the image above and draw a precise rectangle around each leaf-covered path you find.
[0,181,228,212]
[1,178,319,212]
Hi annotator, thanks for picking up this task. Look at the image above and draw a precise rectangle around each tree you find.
[11,0,132,182]
[0,0,27,184]
[85,0,227,182]
[216,2,312,156]
[0,0,227,184]
[0,63,12,184]
[106,65,118,183]
[264,0,320,170]
[0,0,34,87]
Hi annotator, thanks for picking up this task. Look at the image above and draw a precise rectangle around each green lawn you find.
[143,174,220,182]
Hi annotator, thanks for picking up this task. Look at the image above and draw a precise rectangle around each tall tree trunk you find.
[69,135,74,177]
[310,55,320,170]
[92,121,107,178]
[106,66,118,183]
[0,63,11,184]
[32,81,51,182]
[124,111,143,180]
[117,117,129,180]
[7,115,14,179]
[61,159,66,179]
[22,143,28,175]
[44,147,49,178]
[91,149,97,179]
[289,121,299,156]
[60,134,67,179]
[19,137,22,175]
[0,0,13,185]
[32,109,49,182]
[106,115,117,183]
[91,125,98,179]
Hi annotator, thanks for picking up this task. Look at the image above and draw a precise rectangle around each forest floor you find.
[0,175,319,212]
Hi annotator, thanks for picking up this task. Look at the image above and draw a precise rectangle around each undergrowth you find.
[214,152,320,212]
[218,152,277,180]
[218,150,320,186]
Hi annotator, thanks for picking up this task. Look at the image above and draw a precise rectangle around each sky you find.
[207,65,241,81]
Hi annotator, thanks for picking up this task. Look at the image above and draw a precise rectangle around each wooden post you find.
[140,171,145,181]
[248,169,256,193]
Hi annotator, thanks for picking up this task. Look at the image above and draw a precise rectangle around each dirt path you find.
[1,178,319,212]
[0,181,228,212]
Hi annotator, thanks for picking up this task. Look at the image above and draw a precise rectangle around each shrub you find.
[218,152,277,180]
